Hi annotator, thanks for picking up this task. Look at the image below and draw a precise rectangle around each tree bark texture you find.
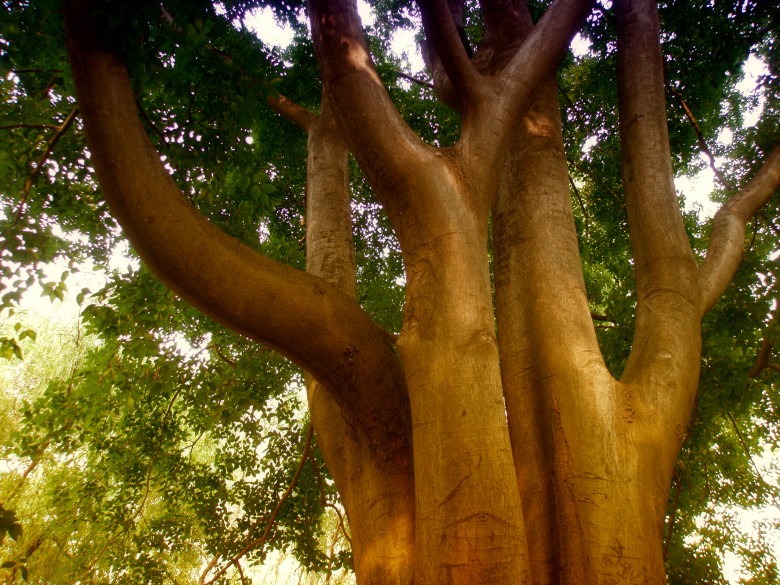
[63,0,780,583]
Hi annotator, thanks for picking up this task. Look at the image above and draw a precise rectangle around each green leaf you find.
[19,329,37,342]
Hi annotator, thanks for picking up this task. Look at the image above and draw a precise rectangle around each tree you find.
[1,0,779,583]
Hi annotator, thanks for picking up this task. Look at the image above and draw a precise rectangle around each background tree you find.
[1,0,779,583]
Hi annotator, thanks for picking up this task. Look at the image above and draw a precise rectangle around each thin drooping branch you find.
[200,424,314,585]
[667,84,735,191]
[12,107,78,226]
[64,0,405,451]
[727,412,780,511]
[418,0,479,101]
[699,145,780,314]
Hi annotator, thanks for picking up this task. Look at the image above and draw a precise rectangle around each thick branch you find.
[503,0,593,102]
[418,0,479,102]
[308,0,433,198]
[699,145,780,314]
[266,93,318,132]
[467,0,592,178]
[64,0,403,444]
[615,0,700,468]
[480,0,530,44]
[304,99,414,584]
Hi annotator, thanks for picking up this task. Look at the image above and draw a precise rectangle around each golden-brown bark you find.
[495,76,605,584]
[304,99,415,584]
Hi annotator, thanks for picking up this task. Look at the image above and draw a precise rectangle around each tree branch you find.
[480,0,530,45]
[308,0,433,198]
[727,412,780,511]
[266,93,318,131]
[418,0,479,103]
[699,145,780,314]
[7,107,79,231]
[395,70,434,89]
[156,2,318,134]
[0,123,62,131]
[747,331,774,378]
[614,0,700,452]
[469,0,592,176]
[503,0,594,99]
[64,0,405,448]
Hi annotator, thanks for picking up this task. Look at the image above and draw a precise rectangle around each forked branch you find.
[308,0,432,197]
[470,0,591,168]
[503,0,593,106]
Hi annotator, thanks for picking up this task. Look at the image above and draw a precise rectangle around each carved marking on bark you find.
[441,475,472,507]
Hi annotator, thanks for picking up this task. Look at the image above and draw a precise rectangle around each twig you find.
[663,469,683,559]
[233,558,248,585]
[136,98,168,144]
[7,107,79,232]
[324,503,351,548]
[395,70,434,89]
[5,440,51,504]
[569,173,589,234]
[0,123,62,131]
[590,312,616,323]
[11,68,64,74]
[208,343,237,368]
[309,448,351,547]
[559,86,588,130]
[68,387,182,585]
[748,315,777,378]
[200,423,314,585]
[761,211,780,238]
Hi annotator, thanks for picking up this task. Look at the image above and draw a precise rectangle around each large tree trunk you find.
[62,0,780,582]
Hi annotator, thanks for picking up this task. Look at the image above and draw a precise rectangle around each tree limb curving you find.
[63,0,406,449]
[699,145,780,315]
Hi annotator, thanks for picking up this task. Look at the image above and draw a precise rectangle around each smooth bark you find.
[304,99,415,584]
